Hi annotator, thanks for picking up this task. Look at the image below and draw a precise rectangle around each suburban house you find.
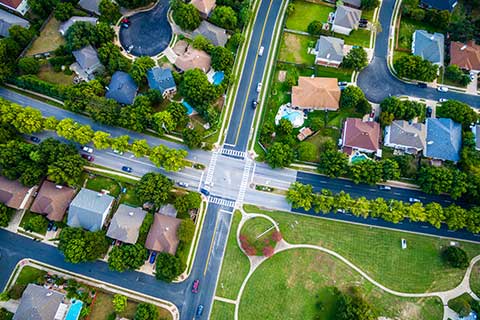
[312,36,345,67]
[424,118,462,162]
[192,20,228,47]
[191,0,216,18]
[412,30,444,67]
[0,0,28,15]
[67,188,114,232]
[174,43,211,73]
[341,117,380,155]
[78,0,100,15]
[332,5,361,35]
[473,124,480,151]
[450,40,480,72]
[291,77,341,110]
[158,204,177,217]
[30,180,76,222]
[71,45,103,81]
[106,204,147,244]
[384,120,426,154]
[0,176,32,210]
[106,71,138,105]
[144,213,181,255]
[342,0,361,9]
[420,0,457,12]
[13,284,66,320]
[0,9,29,37]
[147,67,177,98]
[58,16,97,36]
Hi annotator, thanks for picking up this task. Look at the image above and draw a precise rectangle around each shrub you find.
[271,230,282,242]
[443,246,469,268]
[262,246,274,257]
[7,284,26,300]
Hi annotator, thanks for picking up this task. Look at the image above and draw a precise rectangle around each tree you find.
[0,203,10,227]
[340,86,369,114]
[98,42,131,73]
[112,294,127,313]
[361,0,379,9]
[336,288,377,320]
[47,154,85,186]
[192,35,212,51]
[394,55,438,82]
[92,131,111,149]
[58,228,109,263]
[182,128,202,149]
[443,246,469,268]
[297,142,317,162]
[73,125,94,145]
[349,160,383,184]
[307,20,323,35]
[18,57,40,75]
[155,253,183,282]
[287,182,315,211]
[227,32,244,52]
[438,100,478,129]
[135,173,173,209]
[131,139,150,157]
[110,135,130,153]
[177,219,195,242]
[265,142,294,168]
[179,69,219,109]
[108,243,148,272]
[12,107,43,134]
[445,65,471,86]
[318,141,349,177]
[210,6,238,30]
[211,46,235,71]
[161,148,188,172]
[425,202,445,229]
[24,215,47,233]
[54,2,74,21]
[153,111,175,133]
[342,47,368,71]
[166,102,189,128]
[134,303,159,320]
[380,159,400,181]
[130,56,155,85]
[99,0,121,24]
[65,21,96,50]
[28,0,58,17]
[9,25,34,48]
[171,0,201,31]
[174,192,201,214]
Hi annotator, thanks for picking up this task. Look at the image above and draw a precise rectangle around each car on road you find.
[149,251,157,264]
[82,146,93,153]
[338,81,348,86]
[121,18,131,28]
[252,100,258,109]
[81,154,94,161]
[437,86,448,92]
[426,106,432,118]
[178,182,189,188]
[121,166,133,173]
[256,82,262,93]
[258,46,264,56]
[192,279,200,293]
[409,197,421,203]
[30,136,41,143]
[438,98,448,103]
[113,149,124,155]
[196,304,204,317]
[378,185,391,190]
[200,188,210,196]
[417,82,427,88]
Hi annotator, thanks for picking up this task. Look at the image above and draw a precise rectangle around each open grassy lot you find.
[27,18,65,56]
[240,217,276,255]
[278,33,316,65]
[86,175,121,198]
[397,16,442,50]
[210,300,235,320]
[215,211,250,300]
[244,205,480,293]
[315,65,352,82]
[238,249,443,320]
[37,64,74,86]
[335,29,372,48]
[470,261,480,296]
[285,0,334,32]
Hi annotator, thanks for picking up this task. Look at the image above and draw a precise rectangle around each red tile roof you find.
[342,118,380,152]
[0,0,23,9]
[450,41,480,71]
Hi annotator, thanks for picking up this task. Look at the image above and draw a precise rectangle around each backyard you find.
[278,33,316,65]
[85,175,121,198]
[396,16,442,50]
[37,64,74,86]
[89,291,139,320]
[285,0,334,32]
[26,18,65,56]
[335,29,372,48]
[315,65,352,82]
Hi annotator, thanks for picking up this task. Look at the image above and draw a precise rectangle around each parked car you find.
[409,197,421,203]
[437,86,448,92]
[81,154,94,161]
[337,209,346,213]
[47,221,54,231]
[122,166,133,173]
[178,182,189,188]
[192,280,200,293]
[401,238,407,249]
[426,106,432,118]
[82,146,93,153]
[417,82,427,88]
[256,82,262,93]
[149,251,157,264]
[438,98,448,103]
[30,136,41,143]
[113,149,124,155]
[52,224,58,232]
[196,305,204,317]
[252,100,258,109]
[258,46,264,56]
[200,188,210,196]
[470,72,477,80]
[338,81,348,86]
[378,185,391,190]
[359,23,368,28]
[360,18,368,24]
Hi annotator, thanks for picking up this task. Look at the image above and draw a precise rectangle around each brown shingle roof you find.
[450,41,480,71]
[30,181,76,222]
[342,118,380,152]
[174,45,211,73]
[0,176,30,209]
[144,213,181,254]
[191,0,216,15]
[0,0,23,9]
[291,77,340,110]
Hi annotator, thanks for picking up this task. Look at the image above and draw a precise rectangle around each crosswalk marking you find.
[236,159,252,206]
[208,196,236,208]
[204,148,220,187]
[220,148,246,159]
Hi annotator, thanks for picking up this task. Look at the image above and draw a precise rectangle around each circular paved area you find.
[119,0,172,57]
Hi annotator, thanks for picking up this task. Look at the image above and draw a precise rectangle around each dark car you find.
[426,107,432,118]
[149,251,157,264]
[122,166,133,173]
[192,279,200,293]
[417,82,427,88]
[338,81,348,86]
[196,305,204,317]
[360,18,368,24]
[200,188,210,196]
[47,221,54,231]
[359,23,368,28]
[252,100,258,109]
[81,154,94,161]
[52,224,58,232]
[30,136,41,143]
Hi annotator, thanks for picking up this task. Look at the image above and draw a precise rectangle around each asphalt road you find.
[357,0,480,107]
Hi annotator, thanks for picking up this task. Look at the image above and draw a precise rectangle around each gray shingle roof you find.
[106,204,146,244]
[192,20,228,47]
[315,36,344,63]
[67,188,114,232]
[106,71,138,105]
[58,16,97,35]
[0,8,29,37]
[385,120,426,151]
[343,0,362,8]
[13,284,65,320]
[333,5,361,30]
[72,45,102,75]
[147,67,176,95]
[78,0,100,15]
[425,118,462,162]
[412,30,444,66]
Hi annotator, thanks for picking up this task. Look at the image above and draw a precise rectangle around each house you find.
[30,181,76,222]
[106,71,138,105]
[71,45,103,81]
[412,30,444,66]
[384,120,426,154]
[58,16,97,36]
[343,0,362,9]
[191,0,216,18]
[144,213,181,254]
[341,118,380,154]
[67,188,114,232]
[312,36,345,67]
[0,0,28,15]
[291,77,341,110]
[174,44,211,73]
[0,176,31,210]
[78,0,100,15]
[13,284,66,320]
[106,204,147,244]
[420,0,457,12]
[0,9,29,37]
[424,118,462,162]
[147,67,177,97]
[473,124,480,151]
[158,203,177,217]
[332,5,361,35]
[450,40,480,72]
[192,20,228,47]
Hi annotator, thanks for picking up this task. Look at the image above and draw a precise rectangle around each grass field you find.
[210,300,235,320]
[278,33,316,65]
[16,266,46,286]
[241,217,276,255]
[315,65,353,82]
[238,249,443,320]
[37,64,75,86]
[470,261,480,296]
[285,0,334,32]
[27,18,65,56]
[119,184,142,207]
[397,16,442,50]
[335,29,372,48]
[244,205,480,293]
[86,175,121,198]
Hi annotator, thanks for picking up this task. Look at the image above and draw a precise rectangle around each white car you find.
[409,197,421,203]
[113,149,124,155]
[470,72,477,80]
[437,86,448,92]
[178,182,189,188]
[256,82,262,93]
[82,146,93,154]
[438,98,448,103]
[258,46,264,56]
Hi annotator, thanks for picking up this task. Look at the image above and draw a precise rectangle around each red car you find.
[192,280,200,293]
[81,154,94,162]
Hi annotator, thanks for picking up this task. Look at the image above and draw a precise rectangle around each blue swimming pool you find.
[350,153,370,164]
[65,299,83,320]
[212,71,224,85]
[182,101,194,115]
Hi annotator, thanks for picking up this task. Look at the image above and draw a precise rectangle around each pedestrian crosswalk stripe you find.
[220,148,246,159]
[208,196,236,208]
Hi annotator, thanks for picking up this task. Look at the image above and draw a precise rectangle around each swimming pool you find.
[212,71,224,85]
[65,299,83,320]
[182,101,194,116]
[350,152,370,164]
[281,110,304,128]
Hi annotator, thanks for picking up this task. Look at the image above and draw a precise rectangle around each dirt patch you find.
[278,70,287,82]
[399,302,421,319]
[27,18,65,56]
[282,33,303,63]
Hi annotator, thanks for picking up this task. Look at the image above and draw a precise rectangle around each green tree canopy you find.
[171,0,201,31]
[210,5,238,30]
[154,253,183,282]
[342,47,368,71]
[265,142,294,168]
[135,173,173,209]
[394,55,438,82]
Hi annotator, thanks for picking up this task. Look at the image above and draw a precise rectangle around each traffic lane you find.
[244,189,292,212]
[291,207,480,243]
[373,0,396,57]
[0,228,186,306]
[181,204,233,320]
[297,171,457,206]
[253,163,298,189]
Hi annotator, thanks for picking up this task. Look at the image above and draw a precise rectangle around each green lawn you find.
[325,107,362,128]
[215,211,250,300]
[470,261,480,296]
[393,50,411,64]
[397,16,442,50]
[240,217,276,255]
[278,33,316,65]
[335,29,372,48]
[37,64,74,86]
[238,249,443,320]
[244,205,480,293]
[86,175,121,198]
[315,65,353,82]
[285,0,334,32]
[210,300,235,320]
[19,211,48,235]
[119,184,142,207]
[16,266,47,286]
[303,128,340,161]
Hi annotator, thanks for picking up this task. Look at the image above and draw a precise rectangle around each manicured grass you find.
[19,211,48,235]
[315,65,352,82]
[335,29,372,48]
[16,266,47,286]
[119,183,142,207]
[27,17,65,56]
[215,211,250,300]
[238,249,443,320]
[37,64,74,86]
[244,205,480,293]
[210,300,235,320]
[361,8,375,21]
[86,175,121,198]
[278,33,316,65]
[393,50,411,64]
[285,0,334,32]
[325,107,362,128]
[304,128,340,161]
[470,261,480,296]
[240,217,276,255]
[397,16,442,50]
